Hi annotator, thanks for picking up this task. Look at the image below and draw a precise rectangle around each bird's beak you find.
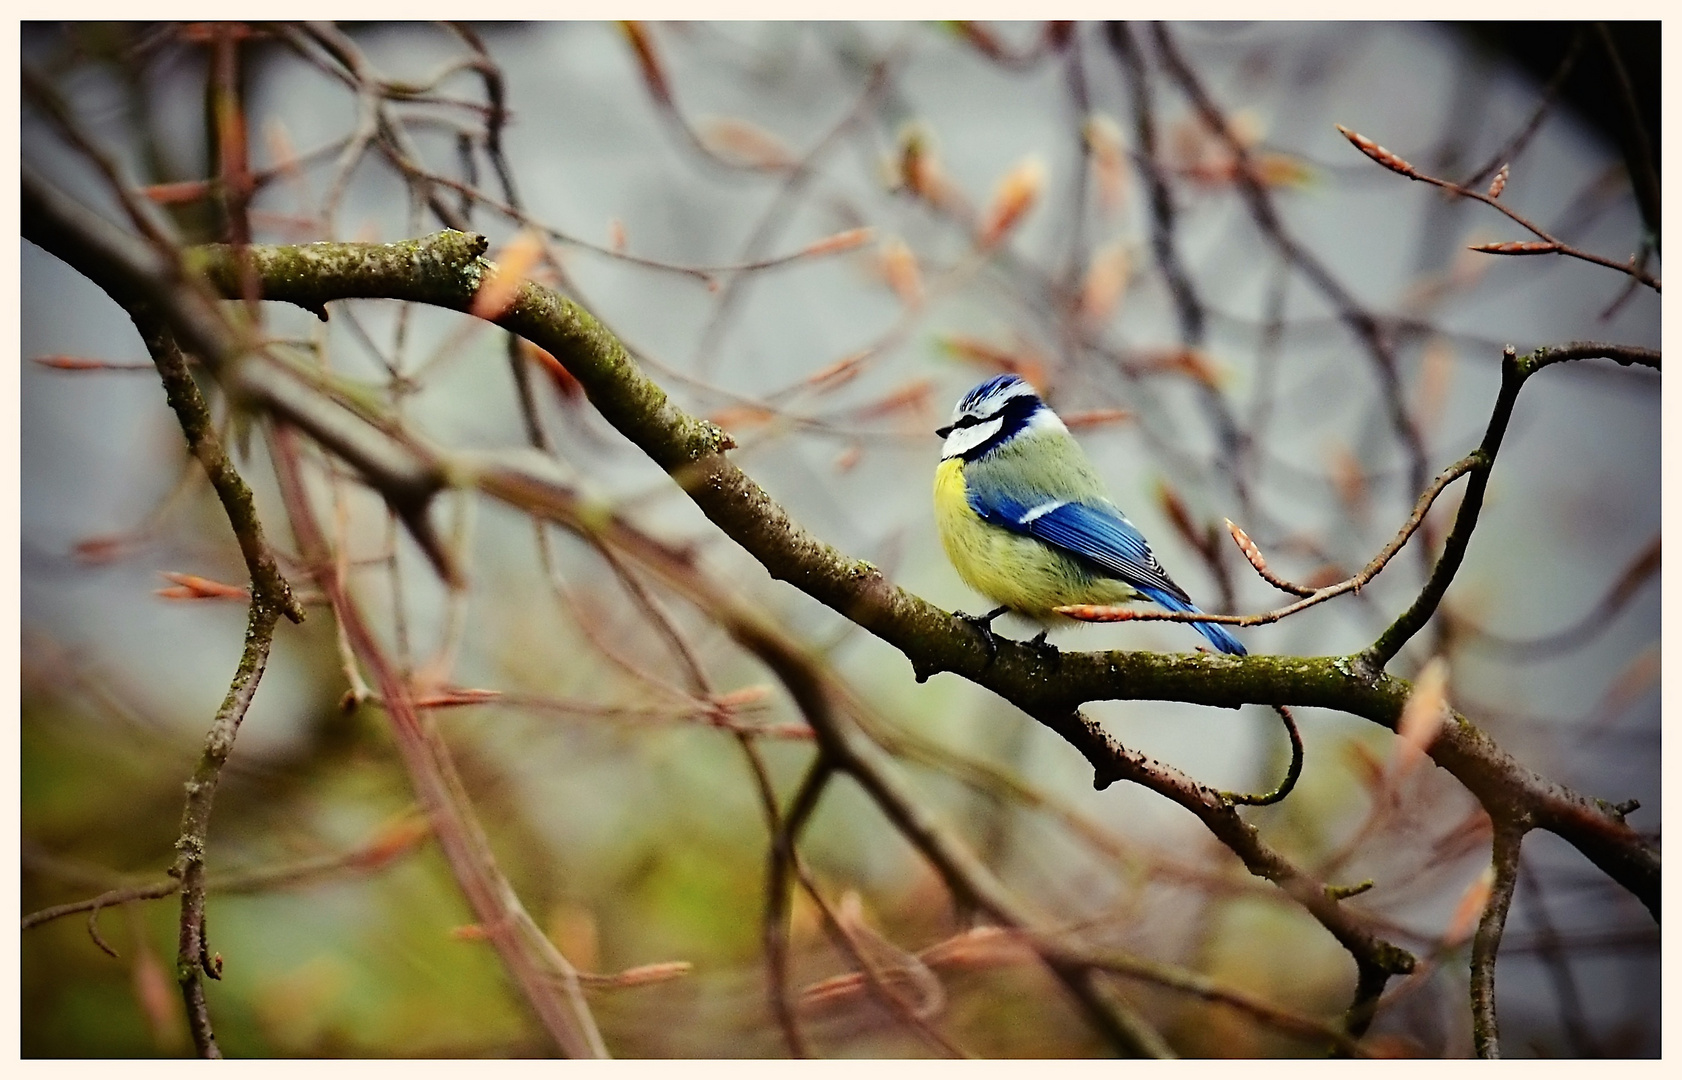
[935,424,953,438]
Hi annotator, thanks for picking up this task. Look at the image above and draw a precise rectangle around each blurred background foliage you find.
[21,21,1658,1057]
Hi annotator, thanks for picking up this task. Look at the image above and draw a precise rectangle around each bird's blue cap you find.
[958,374,1032,412]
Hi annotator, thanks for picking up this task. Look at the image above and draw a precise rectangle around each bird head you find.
[937,374,1059,460]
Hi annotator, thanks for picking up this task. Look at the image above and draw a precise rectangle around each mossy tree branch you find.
[22,173,605,1059]
[162,229,1658,922]
[23,202,1658,1045]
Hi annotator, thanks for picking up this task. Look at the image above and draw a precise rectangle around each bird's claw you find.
[955,606,1008,664]
[1027,629,1061,669]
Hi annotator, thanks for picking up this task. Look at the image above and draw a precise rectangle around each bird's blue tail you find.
[1142,588,1247,656]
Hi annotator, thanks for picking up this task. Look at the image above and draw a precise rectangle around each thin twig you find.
[1034,935,1375,1057]
[1058,454,1479,628]
[1593,23,1660,246]
[20,65,179,259]
[1065,344,1657,656]
[794,867,971,1058]
[1149,23,1434,580]
[1459,27,1586,189]
[1105,23,1245,481]
[1470,818,1527,1058]
[122,298,305,1057]
[1219,705,1303,807]
[23,814,429,932]
[269,425,609,1058]
[689,46,903,373]
[765,758,832,1057]
[22,880,183,933]
[1361,343,1655,668]
[1334,124,1659,292]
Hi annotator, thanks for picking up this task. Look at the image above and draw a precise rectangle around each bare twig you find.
[22,880,183,934]
[688,46,903,373]
[1105,23,1245,483]
[23,814,429,932]
[1066,342,1652,659]
[21,65,179,258]
[169,592,279,1057]
[269,426,608,1058]
[1033,935,1375,1056]
[1225,519,1315,597]
[1058,453,1480,628]
[1459,27,1586,189]
[1149,23,1434,575]
[1362,343,1657,668]
[1335,124,1659,292]
[1219,705,1303,807]
[764,759,833,1058]
[1471,819,1526,1058]
[124,296,304,1057]
[794,869,970,1057]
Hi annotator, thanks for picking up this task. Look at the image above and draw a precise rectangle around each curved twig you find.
[1057,454,1479,630]
[1220,705,1303,807]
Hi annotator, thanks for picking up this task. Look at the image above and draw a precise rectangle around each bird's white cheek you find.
[941,417,1004,458]
[1026,406,1068,435]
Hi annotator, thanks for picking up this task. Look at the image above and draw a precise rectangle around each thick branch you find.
[34,223,1655,929]
[474,459,1393,1051]
[166,230,1661,925]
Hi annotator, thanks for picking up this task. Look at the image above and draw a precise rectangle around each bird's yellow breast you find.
[934,458,1141,621]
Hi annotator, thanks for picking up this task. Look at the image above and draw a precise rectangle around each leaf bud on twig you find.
[1334,124,1417,177]
[1487,164,1508,199]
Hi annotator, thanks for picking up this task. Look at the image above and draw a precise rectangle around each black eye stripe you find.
[945,395,1043,460]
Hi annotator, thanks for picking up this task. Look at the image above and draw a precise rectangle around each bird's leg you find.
[954,605,1010,664]
[1026,628,1062,669]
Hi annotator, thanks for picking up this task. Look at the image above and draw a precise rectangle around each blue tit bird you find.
[933,374,1246,658]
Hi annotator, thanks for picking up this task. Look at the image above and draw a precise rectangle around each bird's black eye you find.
[953,415,981,428]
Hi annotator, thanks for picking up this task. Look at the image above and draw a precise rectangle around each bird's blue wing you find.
[968,492,1190,604]
[1023,501,1191,604]
[968,490,1247,654]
